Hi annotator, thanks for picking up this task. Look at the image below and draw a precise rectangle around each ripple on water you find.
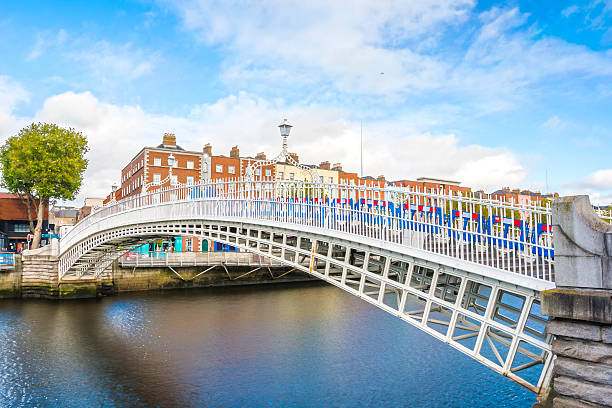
[0,285,537,407]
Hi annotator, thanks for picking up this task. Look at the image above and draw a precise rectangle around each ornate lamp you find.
[245,119,318,182]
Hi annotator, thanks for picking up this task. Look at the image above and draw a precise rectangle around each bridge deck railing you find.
[63,178,556,283]
[119,250,284,268]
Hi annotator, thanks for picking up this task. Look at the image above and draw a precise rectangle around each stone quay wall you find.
[0,247,315,300]
[0,255,21,298]
[113,263,314,293]
[541,196,612,408]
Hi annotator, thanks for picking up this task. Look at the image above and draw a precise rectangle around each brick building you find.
[76,197,105,223]
[205,143,241,180]
[390,177,471,195]
[107,133,205,203]
[240,151,276,180]
[104,137,278,252]
[491,187,559,205]
[0,193,50,252]
[103,133,206,251]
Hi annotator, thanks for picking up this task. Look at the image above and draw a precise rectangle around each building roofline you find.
[416,177,462,185]
[125,146,203,169]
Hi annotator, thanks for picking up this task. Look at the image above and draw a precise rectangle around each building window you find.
[320,176,324,182]
[289,172,294,180]
[329,177,333,183]
[278,171,284,179]
[154,157,161,166]
[153,173,161,184]
[171,175,178,185]
[255,168,261,176]
[215,164,223,173]
[187,176,194,185]
[187,160,194,169]
[186,238,192,252]
[228,165,236,175]
[265,169,271,177]
[14,224,29,232]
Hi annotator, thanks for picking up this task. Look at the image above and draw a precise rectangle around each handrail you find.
[119,251,283,267]
[62,178,557,283]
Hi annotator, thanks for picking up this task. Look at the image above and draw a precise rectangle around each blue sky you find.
[0,0,611,204]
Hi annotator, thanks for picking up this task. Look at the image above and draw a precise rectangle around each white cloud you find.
[541,115,572,131]
[0,76,29,140]
[574,169,612,190]
[160,2,612,111]
[562,5,579,18]
[68,41,156,83]
[563,169,612,205]
[26,29,67,61]
[160,0,473,96]
[28,90,529,204]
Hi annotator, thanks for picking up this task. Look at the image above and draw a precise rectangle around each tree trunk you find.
[31,197,46,250]
[20,194,36,234]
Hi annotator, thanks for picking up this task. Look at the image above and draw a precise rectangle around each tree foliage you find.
[0,123,89,249]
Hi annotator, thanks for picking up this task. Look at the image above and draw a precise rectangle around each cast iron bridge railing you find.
[58,178,567,395]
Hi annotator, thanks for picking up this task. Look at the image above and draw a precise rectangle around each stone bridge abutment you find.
[542,196,612,407]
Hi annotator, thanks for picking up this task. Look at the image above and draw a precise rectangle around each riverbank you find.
[0,254,316,300]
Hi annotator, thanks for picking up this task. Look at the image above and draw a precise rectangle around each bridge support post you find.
[541,196,612,407]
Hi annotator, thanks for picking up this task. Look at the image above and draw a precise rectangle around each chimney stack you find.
[377,175,385,182]
[255,152,267,160]
[230,146,240,159]
[162,132,176,147]
[332,163,342,171]
[319,161,330,170]
[203,143,212,156]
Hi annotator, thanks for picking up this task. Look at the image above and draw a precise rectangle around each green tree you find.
[0,123,88,249]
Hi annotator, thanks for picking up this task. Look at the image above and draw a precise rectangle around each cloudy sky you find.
[1,1,611,204]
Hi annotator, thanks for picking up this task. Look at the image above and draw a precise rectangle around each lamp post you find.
[244,119,318,182]
[167,153,176,186]
[279,118,292,157]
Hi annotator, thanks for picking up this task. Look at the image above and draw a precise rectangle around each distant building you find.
[77,197,105,223]
[390,177,471,195]
[206,143,240,180]
[105,133,205,204]
[491,187,559,205]
[84,197,104,207]
[49,206,79,233]
[0,193,50,252]
[103,136,277,252]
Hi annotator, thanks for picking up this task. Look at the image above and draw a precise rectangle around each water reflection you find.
[0,283,535,407]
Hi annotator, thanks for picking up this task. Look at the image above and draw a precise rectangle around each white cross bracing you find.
[58,178,563,396]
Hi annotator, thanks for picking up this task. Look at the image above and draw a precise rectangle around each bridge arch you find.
[58,179,564,395]
[59,215,553,395]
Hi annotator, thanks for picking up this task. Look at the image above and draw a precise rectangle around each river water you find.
[0,282,535,407]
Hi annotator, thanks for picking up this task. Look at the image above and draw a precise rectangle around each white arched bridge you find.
[59,179,570,396]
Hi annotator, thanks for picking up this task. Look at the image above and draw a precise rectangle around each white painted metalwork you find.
[142,153,180,193]
[245,119,319,182]
[61,178,556,288]
[57,178,559,395]
[120,251,283,268]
